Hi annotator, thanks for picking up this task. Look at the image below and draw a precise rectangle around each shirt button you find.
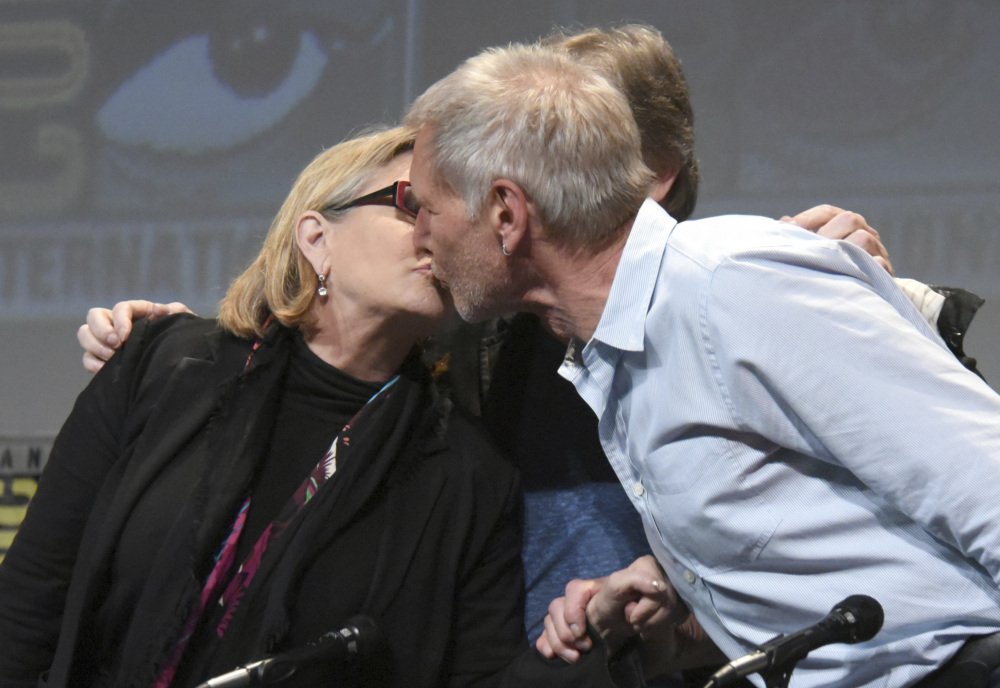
[683,569,697,584]
[632,482,645,497]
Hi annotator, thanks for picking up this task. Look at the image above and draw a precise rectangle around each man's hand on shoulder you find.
[78,300,192,373]
[782,204,894,275]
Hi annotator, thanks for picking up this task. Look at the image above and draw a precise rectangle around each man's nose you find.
[412,209,429,248]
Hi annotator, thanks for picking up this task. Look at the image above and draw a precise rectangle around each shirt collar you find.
[588,198,676,353]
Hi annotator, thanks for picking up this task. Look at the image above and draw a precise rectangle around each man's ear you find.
[296,210,329,275]
[490,179,530,255]
[649,168,679,204]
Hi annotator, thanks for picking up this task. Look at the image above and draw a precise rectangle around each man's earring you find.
[501,241,512,257]
[317,273,328,297]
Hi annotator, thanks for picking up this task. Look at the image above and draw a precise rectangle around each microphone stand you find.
[700,632,813,688]
[757,633,807,688]
[758,661,795,688]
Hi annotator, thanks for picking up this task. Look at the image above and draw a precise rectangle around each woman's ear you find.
[296,210,329,275]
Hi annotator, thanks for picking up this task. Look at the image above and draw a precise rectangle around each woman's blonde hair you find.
[219,125,417,338]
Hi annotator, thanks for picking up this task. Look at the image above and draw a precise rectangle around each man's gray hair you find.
[405,42,654,251]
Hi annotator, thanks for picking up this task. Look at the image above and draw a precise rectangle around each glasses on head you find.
[323,180,419,219]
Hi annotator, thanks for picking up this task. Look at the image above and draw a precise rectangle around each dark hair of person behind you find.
[547,24,700,221]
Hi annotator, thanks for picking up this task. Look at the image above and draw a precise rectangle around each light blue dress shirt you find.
[559,199,1000,688]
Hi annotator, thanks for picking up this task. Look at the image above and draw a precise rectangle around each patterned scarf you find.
[153,336,408,687]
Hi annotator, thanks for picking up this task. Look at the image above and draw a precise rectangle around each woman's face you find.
[319,152,451,336]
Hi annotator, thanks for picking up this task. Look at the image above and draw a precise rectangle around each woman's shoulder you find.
[123,314,252,371]
[129,313,232,355]
[109,314,252,400]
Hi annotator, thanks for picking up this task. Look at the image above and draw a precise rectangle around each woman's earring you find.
[317,273,328,297]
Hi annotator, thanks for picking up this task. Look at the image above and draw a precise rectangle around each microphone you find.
[195,615,380,688]
[702,595,884,688]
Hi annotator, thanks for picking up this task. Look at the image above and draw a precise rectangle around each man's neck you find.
[520,221,632,343]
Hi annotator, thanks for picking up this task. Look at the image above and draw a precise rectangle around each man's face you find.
[410,126,513,323]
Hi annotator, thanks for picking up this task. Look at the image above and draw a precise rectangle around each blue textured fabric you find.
[523,486,686,688]
[522,483,651,640]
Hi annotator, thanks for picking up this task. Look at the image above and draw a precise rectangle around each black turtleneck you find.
[236,332,383,563]
[175,333,386,684]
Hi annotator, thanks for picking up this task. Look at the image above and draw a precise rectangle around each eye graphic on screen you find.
[97,28,328,153]
[86,7,408,214]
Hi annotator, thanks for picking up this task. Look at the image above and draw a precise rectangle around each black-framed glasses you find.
[323,180,418,219]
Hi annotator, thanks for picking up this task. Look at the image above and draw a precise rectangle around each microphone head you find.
[256,615,384,684]
[830,595,884,644]
[342,615,381,656]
